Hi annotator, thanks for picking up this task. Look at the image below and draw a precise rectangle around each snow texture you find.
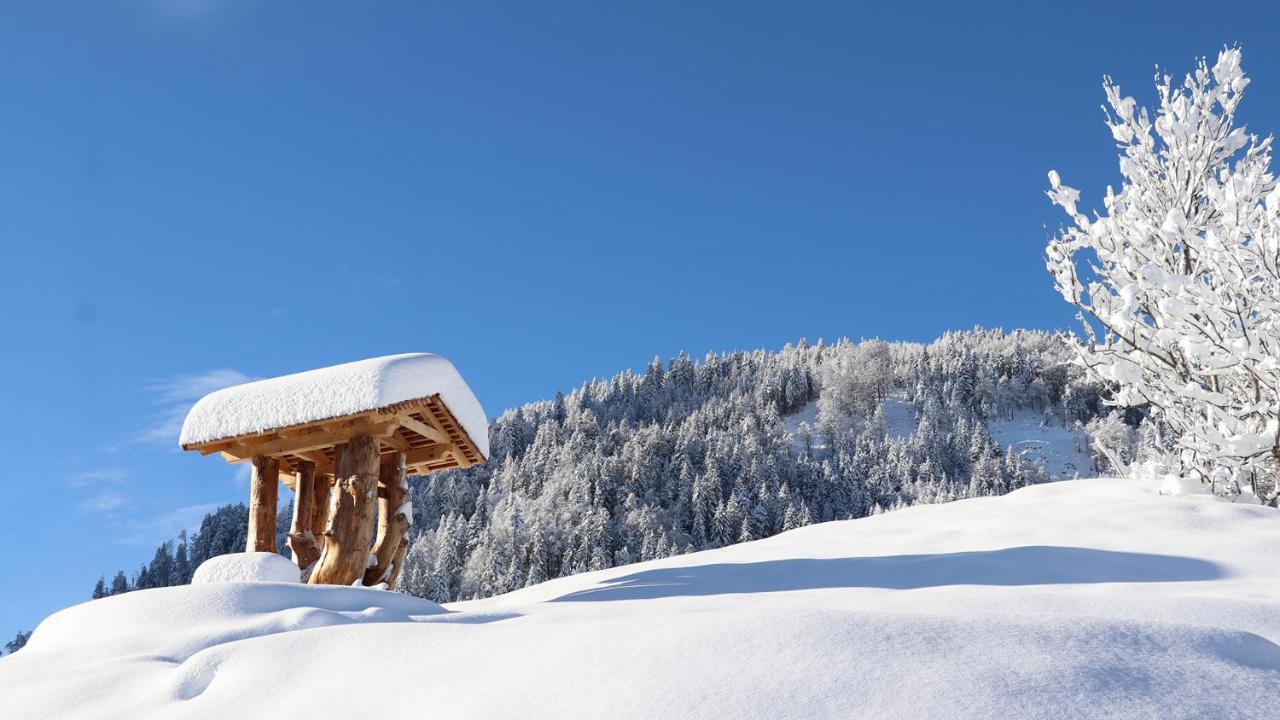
[397,501,414,526]
[780,400,826,454]
[1159,473,1211,497]
[3,478,1277,718]
[879,396,917,440]
[784,400,1091,480]
[178,353,489,459]
[191,552,300,585]
[780,399,820,436]
[987,410,1092,479]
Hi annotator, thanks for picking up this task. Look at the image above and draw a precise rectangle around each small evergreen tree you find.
[3,630,31,656]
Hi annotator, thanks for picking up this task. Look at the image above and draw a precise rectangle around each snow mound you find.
[2,583,445,718]
[178,353,489,459]
[191,552,301,584]
[1160,474,1200,495]
[3,478,1278,718]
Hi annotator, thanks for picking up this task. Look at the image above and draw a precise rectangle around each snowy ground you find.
[988,409,1094,479]
[879,395,917,440]
[783,400,1093,479]
[2,478,1278,718]
[781,399,826,453]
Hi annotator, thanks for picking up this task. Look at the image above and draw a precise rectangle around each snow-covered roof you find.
[179,353,489,459]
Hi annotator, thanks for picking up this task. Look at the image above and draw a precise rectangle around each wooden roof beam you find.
[221,418,401,463]
[396,414,449,445]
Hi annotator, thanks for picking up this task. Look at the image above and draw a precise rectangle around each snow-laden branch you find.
[1046,48,1280,501]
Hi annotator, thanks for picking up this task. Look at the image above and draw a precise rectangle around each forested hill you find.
[396,328,1115,602]
[90,328,1120,606]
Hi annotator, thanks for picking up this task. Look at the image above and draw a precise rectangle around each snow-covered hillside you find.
[783,395,1094,480]
[987,409,1092,479]
[3,478,1277,719]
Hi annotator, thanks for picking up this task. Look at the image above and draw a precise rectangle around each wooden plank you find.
[403,444,451,466]
[396,414,449,445]
[380,432,411,452]
[180,398,434,452]
[295,450,334,475]
[423,396,485,465]
[183,392,486,482]
[221,418,400,462]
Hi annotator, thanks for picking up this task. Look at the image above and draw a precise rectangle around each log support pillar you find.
[247,456,280,553]
[287,460,322,572]
[309,472,332,540]
[364,452,410,588]
[309,436,380,585]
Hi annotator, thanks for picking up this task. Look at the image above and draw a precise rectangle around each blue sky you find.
[2,0,1279,636]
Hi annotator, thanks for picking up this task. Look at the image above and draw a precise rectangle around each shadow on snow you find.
[552,546,1224,602]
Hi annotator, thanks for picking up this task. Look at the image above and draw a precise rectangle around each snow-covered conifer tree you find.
[1046,48,1280,503]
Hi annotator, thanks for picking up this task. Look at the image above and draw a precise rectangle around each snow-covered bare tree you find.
[1046,48,1280,504]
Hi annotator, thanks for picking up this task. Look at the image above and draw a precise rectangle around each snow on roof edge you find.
[178,353,489,459]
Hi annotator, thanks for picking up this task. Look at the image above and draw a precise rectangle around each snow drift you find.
[2,478,1277,719]
[190,552,300,585]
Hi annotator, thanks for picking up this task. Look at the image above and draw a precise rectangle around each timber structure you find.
[178,353,488,589]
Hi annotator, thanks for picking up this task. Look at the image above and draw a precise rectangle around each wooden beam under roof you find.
[183,393,486,477]
[396,414,449,445]
[220,418,401,463]
[181,397,437,454]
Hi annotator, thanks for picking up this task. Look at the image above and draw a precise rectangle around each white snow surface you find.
[987,410,1093,479]
[190,552,300,585]
[178,353,489,459]
[3,478,1279,718]
[782,401,1091,480]
[780,400,825,453]
[879,396,918,440]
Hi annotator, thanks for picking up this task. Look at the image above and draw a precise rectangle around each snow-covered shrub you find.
[1046,48,1280,505]
[1085,414,1140,476]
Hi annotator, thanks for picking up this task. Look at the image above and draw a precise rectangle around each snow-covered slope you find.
[3,479,1278,719]
[988,409,1092,478]
[783,398,1094,479]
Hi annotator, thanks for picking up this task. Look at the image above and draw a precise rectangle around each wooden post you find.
[385,537,410,589]
[309,472,331,540]
[287,460,322,571]
[309,436,380,585]
[364,452,409,587]
[247,456,280,553]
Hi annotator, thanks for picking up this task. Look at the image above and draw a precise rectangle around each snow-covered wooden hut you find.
[179,353,488,588]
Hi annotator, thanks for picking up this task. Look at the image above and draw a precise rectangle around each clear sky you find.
[2,0,1279,637]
